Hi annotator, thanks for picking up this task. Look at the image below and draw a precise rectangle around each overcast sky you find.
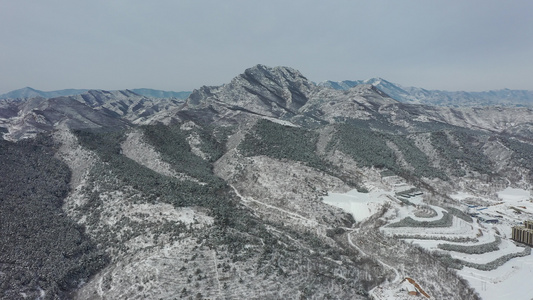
[1,0,532,93]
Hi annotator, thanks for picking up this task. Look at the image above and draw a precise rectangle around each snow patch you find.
[322,188,388,222]
[458,254,533,300]
[261,116,299,127]
[497,187,531,202]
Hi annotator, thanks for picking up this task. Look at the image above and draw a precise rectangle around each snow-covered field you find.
[458,255,533,300]
[324,176,533,300]
[497,187,531,202]
[322,188,389,222]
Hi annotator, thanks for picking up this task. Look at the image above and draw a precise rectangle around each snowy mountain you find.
[320,79,533,107]
[3,65,533,299]
[186,64,315,116]
[0,89,187,140]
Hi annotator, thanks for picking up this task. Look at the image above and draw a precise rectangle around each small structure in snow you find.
[400,278,430,298]
[478,216,499,224]
[400,280,418,296]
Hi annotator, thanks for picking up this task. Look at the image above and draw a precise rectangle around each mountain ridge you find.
[3,66,533,141]
[4,71,532,107]
[0,87,191,100]
[0,87,90,100]
[320,78,533,107]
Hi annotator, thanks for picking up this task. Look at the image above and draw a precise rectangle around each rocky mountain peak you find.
[186,86,221,106]
[240,64,310,87]
[363,77,385,85]
[185,65,316,118]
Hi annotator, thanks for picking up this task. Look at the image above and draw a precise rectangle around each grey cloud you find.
[0,0,532,93]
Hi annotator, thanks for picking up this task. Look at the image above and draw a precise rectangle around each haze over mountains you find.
[1,65,533,299]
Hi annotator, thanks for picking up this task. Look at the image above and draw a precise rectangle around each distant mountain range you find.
[319,78,533,107]
[129,88,191,99]
[3,79,533,107]
[0,87,191,100]
[0,87,90,99]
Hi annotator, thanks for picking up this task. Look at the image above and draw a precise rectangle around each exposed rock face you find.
[186,64,315,118]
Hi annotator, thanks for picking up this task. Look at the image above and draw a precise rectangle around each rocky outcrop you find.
[185,64,315,118]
